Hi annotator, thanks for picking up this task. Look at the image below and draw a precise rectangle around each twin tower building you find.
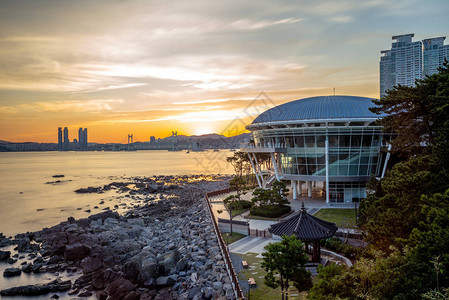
[58,127,88,151]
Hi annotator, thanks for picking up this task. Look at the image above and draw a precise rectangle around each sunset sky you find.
[0,0,448,143]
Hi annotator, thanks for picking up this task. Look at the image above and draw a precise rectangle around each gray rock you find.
[176,258,188,271]
[156,276,175,286]
[204,287,214,299]
[81,257,102,274]
[17,238,30,252]
[104,278,135,299]
[0,250,11,261]
[193,261,204,269]
[159,250,180,276]
[188,287,201,300]
[3,267,21,277]
[0,279,71,296]
[65,243,90,261]
[31,263,43,273]
[137,258,158,284]
[212,281,223,291]
[7,258,17,264]
[21,264,32,273]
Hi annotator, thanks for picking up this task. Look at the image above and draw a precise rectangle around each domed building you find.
[242,95,391,204]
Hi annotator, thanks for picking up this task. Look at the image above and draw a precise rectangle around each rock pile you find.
[1,175,235,300]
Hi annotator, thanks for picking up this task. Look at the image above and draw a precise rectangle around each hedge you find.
[250,205,291,218]
[229,200,252,210]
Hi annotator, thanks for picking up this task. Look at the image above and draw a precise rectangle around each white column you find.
[270,153,280,181]
[381,143,392,178]
[325,136,330,203]
[291,180,297,200]
[247,153,262,188]
[306,181,312,198]
[298,181,302,196]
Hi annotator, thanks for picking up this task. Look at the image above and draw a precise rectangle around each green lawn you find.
[244,214,279,221]
[221,232,246,245]
[313,208,358,229]
[236,252,307,300]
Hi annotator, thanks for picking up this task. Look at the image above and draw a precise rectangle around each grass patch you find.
[313,208,358,229]
[221,232,246,245]
[236,252,307,300]
[227,200,251,217]
[245,215,280,221]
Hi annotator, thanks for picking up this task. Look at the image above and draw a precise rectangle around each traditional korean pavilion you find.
[268,203,338,262]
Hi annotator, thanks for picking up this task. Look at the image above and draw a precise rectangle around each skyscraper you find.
[63,127,69,151]
[83,128,88,149]
[423,37,449,77]
[380,34,449,98]
[58,127,63,151]
[78,128,84,150]
[77,127,88,150]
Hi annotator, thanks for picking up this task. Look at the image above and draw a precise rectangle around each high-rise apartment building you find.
[63,127,69,151]
[58,127,63,151]
[83,128,88,149]
[78,127,88,150]
[380,34,449,97]
[423,37,449,76]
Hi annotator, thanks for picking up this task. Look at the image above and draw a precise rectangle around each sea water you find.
[0,150,233,236]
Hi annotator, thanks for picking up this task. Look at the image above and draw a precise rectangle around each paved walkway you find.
[209,189,323,231]
[229,236,273,255]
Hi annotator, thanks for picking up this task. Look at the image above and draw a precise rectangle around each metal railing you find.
[204,189,245,300]
[249,228,272,238]
[240,142,286,149]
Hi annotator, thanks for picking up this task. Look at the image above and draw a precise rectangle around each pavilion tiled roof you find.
[269,203,338,241]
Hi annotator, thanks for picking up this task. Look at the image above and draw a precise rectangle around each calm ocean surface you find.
[0,150,234,236]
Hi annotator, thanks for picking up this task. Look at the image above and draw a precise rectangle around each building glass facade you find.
[243,96,390,204]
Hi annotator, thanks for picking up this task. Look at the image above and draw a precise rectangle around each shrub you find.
[320,237,361,258]
[250,205,291,218]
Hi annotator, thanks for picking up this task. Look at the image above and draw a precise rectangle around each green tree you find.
[272,180,289,206]
[311,62,449,299]
[262,235,312,300]
[221,176,247,235]
[226,151,250,178]
[407,190,449,294]
[307,264,350,300]
[358,155,445,252]
[370,62,449,158]
[251,180,289,207]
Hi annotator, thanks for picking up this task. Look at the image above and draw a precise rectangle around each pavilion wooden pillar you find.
[312,240,321,263]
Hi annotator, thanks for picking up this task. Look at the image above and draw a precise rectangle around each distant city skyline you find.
[0,0,448,143]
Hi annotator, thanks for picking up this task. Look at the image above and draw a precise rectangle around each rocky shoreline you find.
[0,174,235,300]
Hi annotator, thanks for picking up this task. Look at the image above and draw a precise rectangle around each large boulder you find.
[17,238,30,252]
[92,268,117,290]
[137,258,158,284]
[0,279,71,296]
[3,268,21,277]
[155,276,175,287]
[105,278,136,299]
[65,242,90,261]
[158,250,180,276]
[81,257,103,274]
